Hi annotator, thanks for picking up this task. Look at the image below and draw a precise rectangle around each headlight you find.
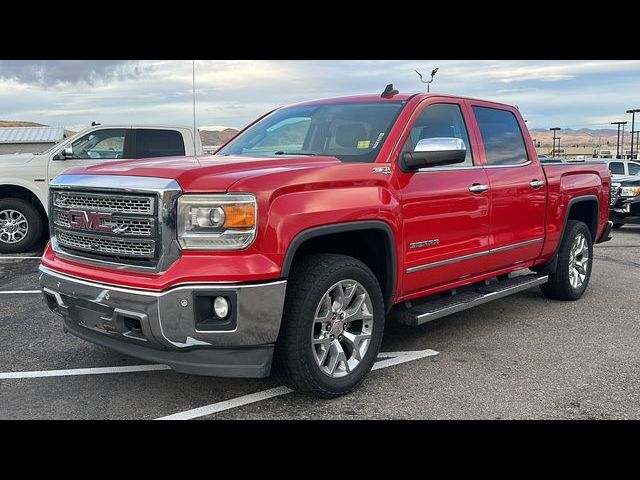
[619,186,640,197]
[177,194,257,250]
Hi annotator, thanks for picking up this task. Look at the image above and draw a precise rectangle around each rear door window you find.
[472,106,529,166]
[135,129,185,158]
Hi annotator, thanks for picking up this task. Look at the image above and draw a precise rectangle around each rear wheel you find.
[0,198,43,254]
[273,254,384,398]
[540,220,593,301]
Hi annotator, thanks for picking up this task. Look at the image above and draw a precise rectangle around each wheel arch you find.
[535,195,598,275]
[564,195,599,241]
[0,183,48,220]
[281,221,397,312]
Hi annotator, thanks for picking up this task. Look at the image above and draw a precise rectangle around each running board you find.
[396,274,549,327]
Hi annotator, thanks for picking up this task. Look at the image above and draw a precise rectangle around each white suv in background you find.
[0,125,203,253]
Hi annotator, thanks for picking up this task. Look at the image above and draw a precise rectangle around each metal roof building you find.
[0,127,66,154]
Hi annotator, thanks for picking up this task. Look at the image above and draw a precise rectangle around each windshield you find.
[218,101,405,163]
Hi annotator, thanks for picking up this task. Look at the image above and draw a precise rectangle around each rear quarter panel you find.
[538,163,610,262]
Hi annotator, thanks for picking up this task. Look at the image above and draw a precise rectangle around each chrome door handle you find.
[530,180,545,188]
[469,184,489,193]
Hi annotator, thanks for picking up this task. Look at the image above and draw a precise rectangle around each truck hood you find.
[618,175,640,186]
[62,154,343,192]
[0,152,38,166]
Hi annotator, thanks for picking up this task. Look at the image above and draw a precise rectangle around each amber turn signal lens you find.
[223,204,256,228]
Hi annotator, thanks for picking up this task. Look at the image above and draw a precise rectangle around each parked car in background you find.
[561,158,639,182]
[0,125,203,253]
[610,175,640,228]
[39,91,612,398]
[602,159,640,178]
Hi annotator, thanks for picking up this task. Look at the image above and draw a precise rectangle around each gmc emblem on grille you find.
[67,210,113,233]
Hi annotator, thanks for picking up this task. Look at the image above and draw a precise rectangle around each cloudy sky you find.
[0,60,638,131]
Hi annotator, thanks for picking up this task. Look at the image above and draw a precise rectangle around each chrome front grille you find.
[51,187,161,266]
[49,175,182,273]
[53,191,154,214]
[56,230,156,259]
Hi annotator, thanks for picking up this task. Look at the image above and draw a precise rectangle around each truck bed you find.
[538,161,611,261]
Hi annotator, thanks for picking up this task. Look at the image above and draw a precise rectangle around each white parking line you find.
[156,348,439,420]
[0,256,42,260]
[371,349,439,370]
[0,364,171,380]
[157,387,294,420]
[0,290,41,294]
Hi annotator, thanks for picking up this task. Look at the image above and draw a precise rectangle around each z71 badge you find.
[372,166,392,175]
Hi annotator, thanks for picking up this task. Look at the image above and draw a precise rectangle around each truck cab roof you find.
[291,92,517,109]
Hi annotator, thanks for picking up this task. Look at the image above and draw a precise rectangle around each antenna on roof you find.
[91,121,101,126]
[381,84,399,98]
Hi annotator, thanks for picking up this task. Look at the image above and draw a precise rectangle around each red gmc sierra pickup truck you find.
[39,89,612,398]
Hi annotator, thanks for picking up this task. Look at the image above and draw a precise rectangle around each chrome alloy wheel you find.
[0,209,29,245]
[568,233,589,289]
[311,279,374,378]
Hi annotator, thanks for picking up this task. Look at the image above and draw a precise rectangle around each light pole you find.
[550,127,560,157]
[415,68,439,93]
[611,121,627,158]
[633,131,640,160]
[627,109,640,160]
[556,137,561,157]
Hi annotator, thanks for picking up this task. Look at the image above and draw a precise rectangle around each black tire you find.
[540,220,593,301]
[612,223,624,229]
[0,198,43,254]
[273,254,385,398]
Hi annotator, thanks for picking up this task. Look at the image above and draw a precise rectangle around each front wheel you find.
[540,220,593,301]
[273,254,385,398]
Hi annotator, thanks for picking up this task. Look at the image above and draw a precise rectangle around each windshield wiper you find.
[273,151,316,156]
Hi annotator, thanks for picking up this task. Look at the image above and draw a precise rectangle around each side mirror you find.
[62,146,74,158]
[400,137,467,171]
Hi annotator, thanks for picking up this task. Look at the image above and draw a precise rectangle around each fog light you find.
[213,296,230,318]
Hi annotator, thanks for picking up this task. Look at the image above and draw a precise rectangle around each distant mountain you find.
[529,127,619,136]
[0,120,46,128]
[199,128,239,147]
[528,127,627,148]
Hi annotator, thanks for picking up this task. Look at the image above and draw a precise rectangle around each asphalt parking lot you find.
[1,229,639,420]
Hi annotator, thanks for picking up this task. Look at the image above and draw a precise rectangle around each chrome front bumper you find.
[38,265,287,377]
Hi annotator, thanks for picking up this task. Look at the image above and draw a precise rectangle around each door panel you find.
[400,168,491,295]
[484,164,546,268]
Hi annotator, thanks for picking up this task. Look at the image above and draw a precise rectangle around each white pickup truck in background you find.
[0,124,203,253]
